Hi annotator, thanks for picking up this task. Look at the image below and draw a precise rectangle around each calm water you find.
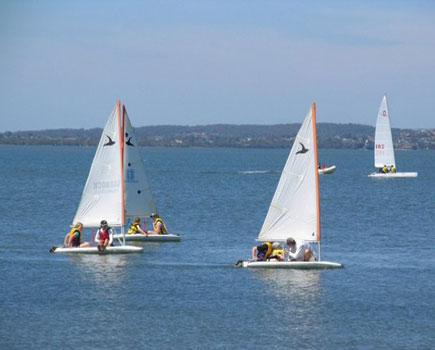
[0,145,434,350]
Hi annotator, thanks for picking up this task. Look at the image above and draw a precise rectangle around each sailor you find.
[252,241,273,261]
[286,237,316,262]
[149,213,167,235]
[381,165,388,173]
[95,220,114,252]
[390,165,396,173]
[64,222,91,248]
[128,217,148,235]
[269,242,285,261]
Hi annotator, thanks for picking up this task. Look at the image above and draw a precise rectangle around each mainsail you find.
[374,95,396,168]
[73,101,124,227]
[123,106,157,218]
[258,104,320,243]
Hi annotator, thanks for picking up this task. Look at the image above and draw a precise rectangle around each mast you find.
[311,103,321,260]
[117,100,126,245]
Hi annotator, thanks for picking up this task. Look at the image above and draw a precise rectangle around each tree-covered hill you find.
[1,123,434,149]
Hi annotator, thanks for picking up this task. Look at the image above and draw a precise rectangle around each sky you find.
[1,0,434,132]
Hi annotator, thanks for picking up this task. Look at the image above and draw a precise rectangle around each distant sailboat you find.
[318,165,337,175]
[368,94,418,178]
[241,103,342,269]
[52,101,143,254]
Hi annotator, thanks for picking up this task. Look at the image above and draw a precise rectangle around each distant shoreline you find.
[1,123,434,150]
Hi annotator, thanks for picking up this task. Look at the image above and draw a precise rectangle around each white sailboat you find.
[52,101,143,254]
[318,165,336,175]
[368,95,418,178]
[242,103,342,269]
[112,106,180,242]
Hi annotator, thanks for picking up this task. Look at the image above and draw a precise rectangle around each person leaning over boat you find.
[148,213,167,235]
[128,217,149,235]
[268,242,285,261]
[252,241,273,261]
[64,222,91,248]
[286,237,316,262]
[95,220,114,252]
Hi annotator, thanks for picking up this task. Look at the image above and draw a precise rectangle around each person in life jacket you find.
[252,241,274,261]
[64,222,91,248]
[149,213,167,235]
[128,217,148,235]
[95,220,114,252]
[390,165,396,173]
[381,165,389,174]
[269,242,285,261]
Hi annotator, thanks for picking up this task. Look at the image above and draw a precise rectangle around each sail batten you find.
[258,104,319,243]
[374,95,395,168]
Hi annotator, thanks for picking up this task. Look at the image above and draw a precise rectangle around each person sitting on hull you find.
[128,217,149,236]
[381,165,389,174]
[147,213,167,235]
[286,237,316,262]
[64,222,91,248]
[390,165,396,173]
[95,220,114,253]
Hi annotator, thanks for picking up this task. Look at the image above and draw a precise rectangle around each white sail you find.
[258,104,320,243]
[123,106,157,218]
[73,102,124,227]
[374,95,395,168]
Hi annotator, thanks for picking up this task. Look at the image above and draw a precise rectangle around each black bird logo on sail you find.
[296,142,308,154]
[103,135,115,146]
[126,136,135,147]
[125,133,135,147]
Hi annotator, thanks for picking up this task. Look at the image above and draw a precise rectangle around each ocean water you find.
[0,145,434,350]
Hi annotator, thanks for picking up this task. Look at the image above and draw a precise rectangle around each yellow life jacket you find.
[390,166,396,173]
[153,217,167,234]
[69,227,81,245]
[271,248,284,257]
[262,242,273,259]
[128,222,140,234]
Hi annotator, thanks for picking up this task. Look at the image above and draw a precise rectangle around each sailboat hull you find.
[318,165,336,174]
[241,261,343,269]
[368,172,418,178]
[113,233,181,242]
[51,246,143,254]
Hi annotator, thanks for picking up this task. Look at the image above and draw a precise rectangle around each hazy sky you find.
[1,0,434,131]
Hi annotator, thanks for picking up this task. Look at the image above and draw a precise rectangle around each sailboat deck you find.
[113,233,181,242]
[242,261,343,269]
[368,172,418,178]
[52,246,143,254]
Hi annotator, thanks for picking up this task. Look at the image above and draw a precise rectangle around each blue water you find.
[0,145,434,349]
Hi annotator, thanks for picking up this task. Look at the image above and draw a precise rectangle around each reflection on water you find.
[256,269,321,299]
[67,254,130,288]
[254,269,322,330]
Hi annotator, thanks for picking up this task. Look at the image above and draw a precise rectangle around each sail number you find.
[375,144,385,149]
[382,110,387,117]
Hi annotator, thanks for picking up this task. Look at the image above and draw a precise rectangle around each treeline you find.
[1,123,434,149]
